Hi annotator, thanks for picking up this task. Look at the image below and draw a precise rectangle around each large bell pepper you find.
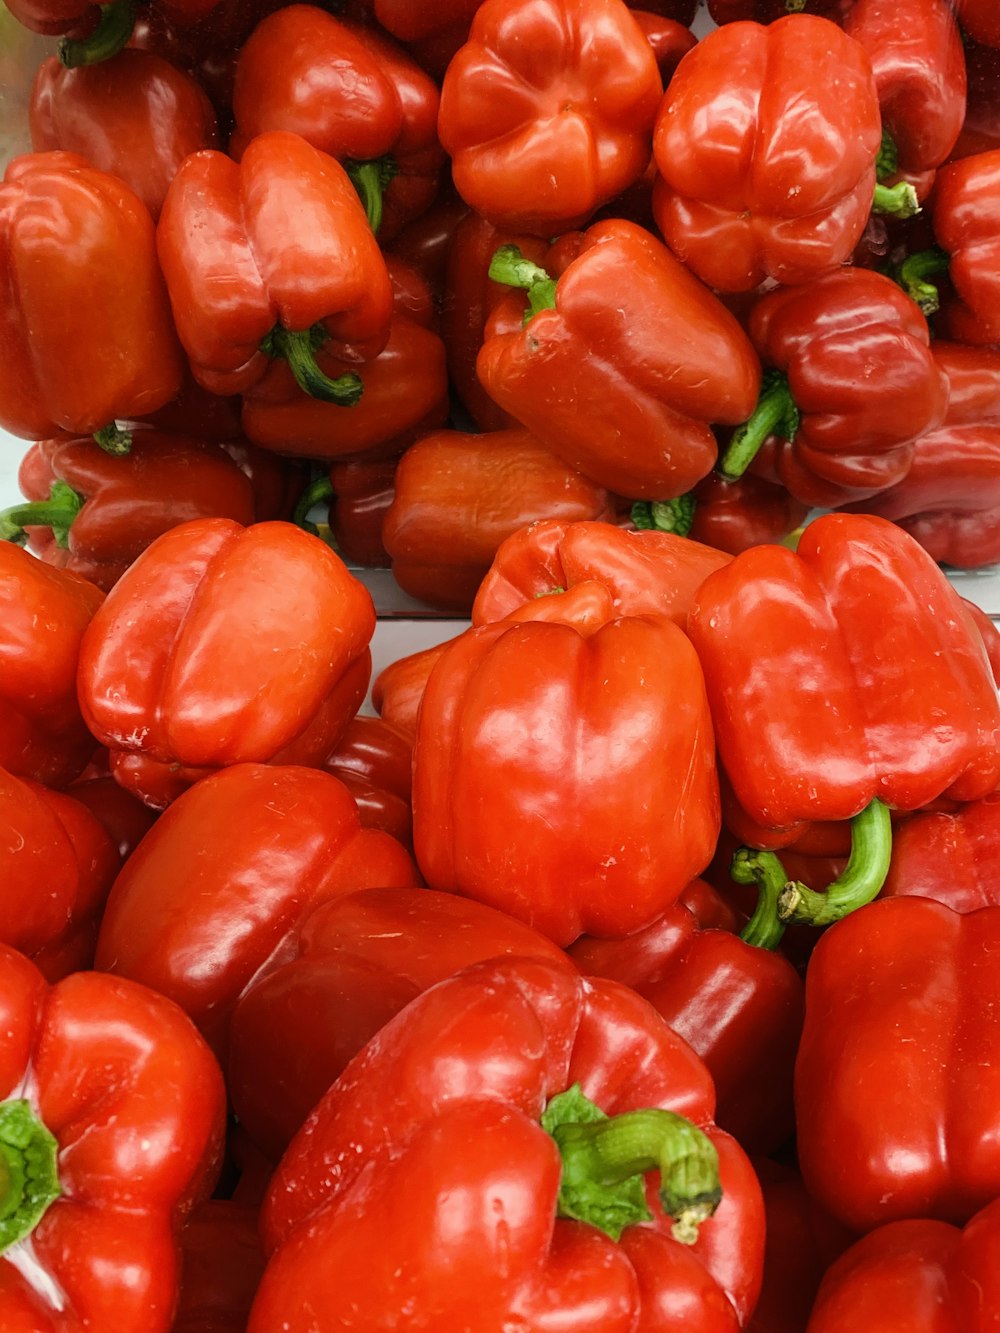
[381,427,614,613]
[686,513,1000,866]
[155,131,393,399]
[0,541,103,788]
[0,945,225,1332]
[796,898,1000,1232]
[230,7,443,239]
[477,219,761,499]
[412,597,720,946]
[93,762,417,1060]
[28,48,219,220]
[250,955,765,1331]
[719,267,949,508]
[652,15,886,292]
[228,886,575,1160]
[0,151,183,449]
[806,1195,1000,1331]
[76,518,376,800]
[437,0,663,235]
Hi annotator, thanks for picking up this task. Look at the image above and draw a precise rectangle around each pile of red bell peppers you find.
[1,0,1000,1328]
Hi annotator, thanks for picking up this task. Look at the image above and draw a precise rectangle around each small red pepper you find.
[652,15,889,292]
[250,956,765,1331]
[438,0,663,235]
[156,131,393,399]
[0,945,225,1332]
[0,151,183,449]
[477,219,761,498]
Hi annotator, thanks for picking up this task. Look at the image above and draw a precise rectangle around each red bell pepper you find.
[807,1195,1000,1331]
[844,0,967,177]
[371,636,455,737]
[3,0,221,63]
[156,131,393,399]
[477,219,761,498]
[932,148,1000,344]
[954,0,1000,48]
[569,880,805,1156]
[174,1199,264,1333]
[381,427,614,613]
[676,471,809,556]
[718,267,949,507]
[228,886,575,1159]
[28,47,219,220]
[320,458,396,568]
[0,541,103,789]
[0,945,225,1332]
[250,956,765,1331]
[880,792,1000,911]
[412,599,720,946]
[66,768,159,863]
[77,518,376,794]
[5,429,261,592]
[94,762,417,1059]
[796,897,1000,1231]
[231,8,443,240]
[652,15,889,292]
[631,10,698,82]
[438,0,663,235]
[0,767,119,980]
[0,151,183,449]
[322,714,414,848]
[472,517,732,628]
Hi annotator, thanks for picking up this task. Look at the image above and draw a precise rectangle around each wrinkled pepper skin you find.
[881,793,1000,910]
[0,767,119,980]
[796,898,1000,1232]
[77,518,376,786]
[931,149,1000,345]
[472,518,732,627]
[412,606,720,946]
[251,956,765,1332]
[437,0,663,235]
[687,514,1000,844]
[0,151,183,441]
[28,48,219,221]
[381,428,614,613]
[93,763,417,1060]
[228,886,574,1160]
[844,0,966,176]
[0,542,104,788]
[807,1196,1000,1332]
[652,16,882,292]
[477,219,761,499]
[0,945,226,1333]
[156,132,393,396]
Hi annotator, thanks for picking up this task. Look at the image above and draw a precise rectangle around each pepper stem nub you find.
[0,1100,61,1254]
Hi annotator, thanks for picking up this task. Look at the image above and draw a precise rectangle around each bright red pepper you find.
[930,149,1000,344]
[250,956,765,1331]
[880,792,1000,911]
[322,714,414,848]
[381,428,614,613]
[718,267,949,508]
[954,0,1000,48]
[477,219,761,498]
[438,0,662,235]
[569,881,804,1155]
[228,886,575,1160]
[681,472,809,556]
[0,541,103,788]
[76,518,376,796]
[796,898,1000,1232]
[94,762,417,1059]
[413,601,720,946]
[0,945,225,1332]
[28,48,219,221]
[370,636,455,737]
[807,1195,1000,1331]
[0,768,119,980]
[472,517,732,628]
[652,15,884,292]
[156,131,393,399]
[0,151,183,447]
[631,10,698,81]
[687,514,1000,857]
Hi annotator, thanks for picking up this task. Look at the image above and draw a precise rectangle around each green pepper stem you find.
[58,0,135,66]
[872,181,921,219]
[291,474,335,536]
[876,128,899,183]
[487,245,558,322]
[261,326,363,406]
[894,248,951,317]
[344,157,398,235]
[778,798,893,927]
[631,494,696,537]
[735,847,791,950]
[93,422,132,455]
[719,371,798,479]
[0,1100,61,1254]
[0,480,84,548]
